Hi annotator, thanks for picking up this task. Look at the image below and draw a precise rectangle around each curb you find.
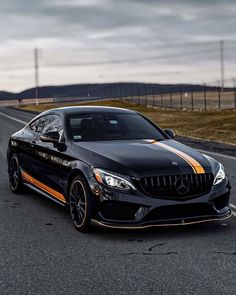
[176,135,235,157]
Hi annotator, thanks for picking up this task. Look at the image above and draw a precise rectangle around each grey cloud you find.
[0,0,236,91]
[1,0,236,44]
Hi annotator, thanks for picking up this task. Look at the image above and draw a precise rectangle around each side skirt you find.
[24,183,66,206]
[21,170,67,206]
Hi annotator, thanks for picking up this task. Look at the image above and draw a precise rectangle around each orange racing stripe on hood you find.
[157,142,205,174]
[144,139,205,174]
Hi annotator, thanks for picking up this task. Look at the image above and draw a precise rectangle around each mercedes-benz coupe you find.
[7,106,231,231]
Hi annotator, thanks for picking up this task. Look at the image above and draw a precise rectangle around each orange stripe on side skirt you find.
[153,141,205,174]
[22,171,66,203]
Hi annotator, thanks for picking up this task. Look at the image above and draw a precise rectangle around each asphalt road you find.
[0,107,235,295]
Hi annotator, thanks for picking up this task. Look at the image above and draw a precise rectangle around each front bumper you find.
[91,178,232,228]
[91,212,232,229]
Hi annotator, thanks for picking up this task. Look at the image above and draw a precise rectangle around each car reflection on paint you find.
[7,106,231,232]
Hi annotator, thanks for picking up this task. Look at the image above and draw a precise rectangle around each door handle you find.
[31,140,36,147]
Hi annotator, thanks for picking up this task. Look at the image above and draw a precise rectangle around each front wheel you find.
[69,175,93,232]
[8,154,24,193]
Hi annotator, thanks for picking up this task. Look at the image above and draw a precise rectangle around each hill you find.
[0,82,224,100]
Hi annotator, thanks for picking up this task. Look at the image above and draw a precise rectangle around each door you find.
[29,114,70,200]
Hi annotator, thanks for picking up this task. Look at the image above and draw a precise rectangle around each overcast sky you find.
[1,0,236,92]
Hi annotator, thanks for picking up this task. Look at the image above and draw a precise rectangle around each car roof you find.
[43,106,136,116]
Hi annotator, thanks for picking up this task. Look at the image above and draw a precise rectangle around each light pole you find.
[34,48,39,106]
[220,40,224,91]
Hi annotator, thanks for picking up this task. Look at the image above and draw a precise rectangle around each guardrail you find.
[0,97,54,107]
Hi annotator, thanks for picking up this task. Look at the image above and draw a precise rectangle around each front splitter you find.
[91,211,232,230]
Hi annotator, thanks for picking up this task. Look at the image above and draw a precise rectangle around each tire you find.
[8,153,24,193]
[69,175,93,232]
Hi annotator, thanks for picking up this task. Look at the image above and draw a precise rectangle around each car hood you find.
[72,139,212,176]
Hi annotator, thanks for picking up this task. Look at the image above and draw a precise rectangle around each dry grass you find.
[19,100,236,145]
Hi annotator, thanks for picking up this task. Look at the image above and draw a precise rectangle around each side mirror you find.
[164,129,175,139]
[40,131,60,143]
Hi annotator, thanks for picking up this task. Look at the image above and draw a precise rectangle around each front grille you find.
[139,173,214,199]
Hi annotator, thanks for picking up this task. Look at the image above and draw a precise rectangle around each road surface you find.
[0,107,235,295]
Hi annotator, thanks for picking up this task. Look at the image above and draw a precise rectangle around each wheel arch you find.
[66,165,94,201]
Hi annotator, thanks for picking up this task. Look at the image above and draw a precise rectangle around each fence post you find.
[145,85,147,106]
[234,87,236,109]
[191,86,194,111]
[130,83,132,102]
[131,83,136,103]
[160,87,163,107]
[204,83,207,110]
[152,86,155,106]
[180,86,183,109]
[137,84,140,105]
[109,84,112,100]
[170,87,172,108]
[218,87,221,109]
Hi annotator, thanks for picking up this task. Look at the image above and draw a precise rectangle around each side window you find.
[44,115,63,133]
[29,115,62,134]
[28,118,40,133]
[29,116,49,134]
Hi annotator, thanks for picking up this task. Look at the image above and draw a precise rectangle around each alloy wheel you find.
[69,179,87,228]
[9,155,20,191]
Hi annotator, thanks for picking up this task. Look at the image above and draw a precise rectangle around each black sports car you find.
[7,106,231,231]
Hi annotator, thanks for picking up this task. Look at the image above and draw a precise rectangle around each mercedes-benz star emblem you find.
[174,177,190,195]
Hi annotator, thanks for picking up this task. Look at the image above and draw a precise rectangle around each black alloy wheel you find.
[69,175,93,232]
[9,154,23,193]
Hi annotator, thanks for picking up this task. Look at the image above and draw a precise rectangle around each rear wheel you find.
[8,154,23,193]
[69,175,93,232]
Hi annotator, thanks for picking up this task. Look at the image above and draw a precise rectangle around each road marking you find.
[230,204,236,217]
[230,203,236,210]
[0,112,27,125]
[198,149,236,160]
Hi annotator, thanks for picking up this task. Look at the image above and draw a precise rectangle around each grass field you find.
[18,100,236,145]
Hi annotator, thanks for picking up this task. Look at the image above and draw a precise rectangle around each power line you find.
[0,48,219,72]
[44,49,219,68]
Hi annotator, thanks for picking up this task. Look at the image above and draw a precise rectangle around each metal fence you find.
[54,83,236,110]
[1,83,236,110]
[124,88,236,110]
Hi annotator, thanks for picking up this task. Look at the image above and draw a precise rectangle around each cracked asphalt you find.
[0,107,235,295]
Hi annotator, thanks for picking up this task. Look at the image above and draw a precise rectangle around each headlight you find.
[202,154,226,186]
[202,154,213,162]
[213,163,225,186]
[93,168,136,191]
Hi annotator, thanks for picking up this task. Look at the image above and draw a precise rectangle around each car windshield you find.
[68,112,166,142]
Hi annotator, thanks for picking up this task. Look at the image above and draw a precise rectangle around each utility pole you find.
[34,48,39,106]
[220,40,224,91]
